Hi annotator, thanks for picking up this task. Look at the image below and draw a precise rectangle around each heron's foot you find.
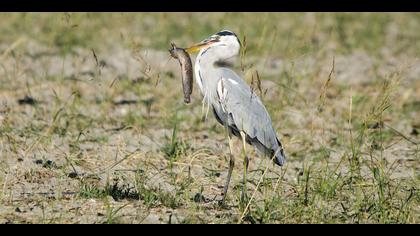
[217,198,228,208]
[216,193,231,209]
[217,201,231,209]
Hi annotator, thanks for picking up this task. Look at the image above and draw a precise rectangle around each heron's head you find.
[186,30,241,62]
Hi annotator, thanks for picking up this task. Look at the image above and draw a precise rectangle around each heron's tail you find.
[251,138,286,166]
[273,139,286,166]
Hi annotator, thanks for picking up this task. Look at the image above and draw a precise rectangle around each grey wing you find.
[216,69,285,165]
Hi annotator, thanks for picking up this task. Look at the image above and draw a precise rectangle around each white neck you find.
[194,48,214,96]
[194,44,239,98]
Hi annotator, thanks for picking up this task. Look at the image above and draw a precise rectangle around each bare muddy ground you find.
[0,13,419,223]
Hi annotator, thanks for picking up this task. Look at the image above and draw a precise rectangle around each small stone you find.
[17,96,37,106]
[68,172,78,178]
[43,160,56,168]
[410,128,418,136]
[368,122,383,129]
[34,160,43,165]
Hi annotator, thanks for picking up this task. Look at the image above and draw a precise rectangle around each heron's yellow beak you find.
[185,39,218,54]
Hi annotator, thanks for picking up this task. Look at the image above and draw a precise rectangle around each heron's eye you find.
[211,35,220,41]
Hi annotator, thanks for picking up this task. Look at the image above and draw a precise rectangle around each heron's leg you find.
[240,131,249,203]
[221,132,235,204]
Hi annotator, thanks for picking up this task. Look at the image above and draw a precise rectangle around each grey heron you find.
[184,30,286,203]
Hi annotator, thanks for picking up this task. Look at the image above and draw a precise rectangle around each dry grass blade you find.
[0,37,26,61]
[318,56,335,110]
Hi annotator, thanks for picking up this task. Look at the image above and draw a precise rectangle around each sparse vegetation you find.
[0,13,419,224]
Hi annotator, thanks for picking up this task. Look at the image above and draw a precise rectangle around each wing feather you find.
[217,70,278,152]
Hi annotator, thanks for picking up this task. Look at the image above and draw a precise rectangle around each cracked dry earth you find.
[0,39,419,223]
